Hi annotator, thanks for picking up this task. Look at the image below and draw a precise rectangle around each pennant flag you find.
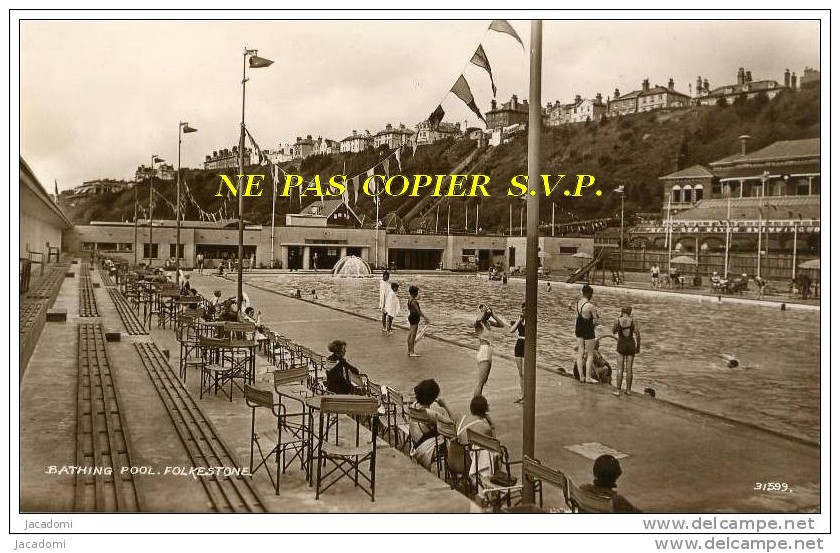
[54,179,59,203]
[412,142,418,156]
[428,104,445,129]
[382,158,390,178]
[245,128,267,165]
[489,20,524,48]
[451,75,487,125]
[352,176,360,205]
[395,147,402,171]
[341,162,349,205]
[470,44,497,97]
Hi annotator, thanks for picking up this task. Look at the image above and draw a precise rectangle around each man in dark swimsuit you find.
[574,284,599,383]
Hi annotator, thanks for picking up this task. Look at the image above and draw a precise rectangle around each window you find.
[694,185,704,202]
[682,185,693,203]
[712,181,722,196]
[169,244,185,259]
[797,182,810,196]
[143,243,159,259]
[672,185,681,203]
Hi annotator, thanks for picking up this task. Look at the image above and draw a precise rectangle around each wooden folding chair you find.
[436,416,472,494]
[244,385,307,494]
[466,428,523,512]
[519,455,571,513]
[315,395,380,502]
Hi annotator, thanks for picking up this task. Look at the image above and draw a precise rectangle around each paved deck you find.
[204,271,819,513]
[19,266,820,513]
[20,264,473,513]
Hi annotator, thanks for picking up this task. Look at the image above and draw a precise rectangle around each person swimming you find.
[719,353,740,368]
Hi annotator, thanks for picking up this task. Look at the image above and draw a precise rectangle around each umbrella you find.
[798,259,820,270]
[670,255,698,265]
[572,252,593,259]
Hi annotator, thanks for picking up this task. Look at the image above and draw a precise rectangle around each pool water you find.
[246,273,820,442]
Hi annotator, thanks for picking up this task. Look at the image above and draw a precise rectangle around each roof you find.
[673,196,821,221]
[706,80,781,97]
[19,157,73,228]
[716,162,820,180]
[710,139,820,167]
[341,133,373,143]
[659,164,714,180]
[640,85,689,99]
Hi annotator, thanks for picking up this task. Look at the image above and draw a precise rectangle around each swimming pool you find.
[246,273,820,442]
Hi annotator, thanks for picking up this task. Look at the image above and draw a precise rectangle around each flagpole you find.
[509,203,513,236]
[375,195,380,269]
[757,209,762,279]
[271,164,277,268]
[666,193,672,274]
[792,223,798,280]
[552,202,555,236]
[522,19,542,505]
[435,205,439,234]
[133,180,139,265]
[724,195,731,277]
[447,205,450,235]
[475,203,479,234]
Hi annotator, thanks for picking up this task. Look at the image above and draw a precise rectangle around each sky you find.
[17,14,821,191]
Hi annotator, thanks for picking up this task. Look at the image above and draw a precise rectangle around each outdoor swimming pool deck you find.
[20,266,820,513]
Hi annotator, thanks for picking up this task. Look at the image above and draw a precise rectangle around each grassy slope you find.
[64,86,818,230]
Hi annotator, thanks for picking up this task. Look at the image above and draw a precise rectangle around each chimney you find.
[399,123,405,129]
[642,78,649,91]
[386,123,392,131]
[784,68,791,87]
[296,136,301,142]
[595,92,602,104]
[739,134,751,156]
[352,130,357,136]
[512,94,518,105]
[745,71,752,83]
[737,67,745,85]
[703,79,710,93]
[696,76,703,95]
[574,94,581,103]
[306,134,312,140]
[614,88,620,99]
[791,72,797,89]
[491,99,497,110]
[668,78,674,89]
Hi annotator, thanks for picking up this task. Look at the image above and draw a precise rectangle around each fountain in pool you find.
[331,255,373,277]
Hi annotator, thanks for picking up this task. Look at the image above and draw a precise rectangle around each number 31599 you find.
[754,482,792,492]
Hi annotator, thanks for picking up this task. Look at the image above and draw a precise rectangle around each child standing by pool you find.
[384,282,400,333]
[407,285,429,357]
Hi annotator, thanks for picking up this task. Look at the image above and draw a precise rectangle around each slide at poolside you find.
[566,247,605,284]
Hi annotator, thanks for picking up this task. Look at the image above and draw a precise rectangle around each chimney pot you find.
[739,134,751,156]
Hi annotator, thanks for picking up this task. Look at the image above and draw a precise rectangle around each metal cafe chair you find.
[314,395,380,502]
[244,385,307,495]
[198,337,237,401]
[466,428,523,512]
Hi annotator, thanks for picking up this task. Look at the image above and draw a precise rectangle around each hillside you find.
[63,85,819,231]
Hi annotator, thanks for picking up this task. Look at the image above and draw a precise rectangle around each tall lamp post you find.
[237,47,273,309]
[614,185,625,276]
[148,155,164,266]
[176,122,198,286]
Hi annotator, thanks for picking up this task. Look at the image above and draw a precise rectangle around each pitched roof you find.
[673,196,821,221]
[710,139,820,166]
[659,164,714,180]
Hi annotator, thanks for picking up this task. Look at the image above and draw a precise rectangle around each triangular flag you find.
[451,75,487,125]
[470,44,497,97]
[352,176,360,205]
[382,158,390,178]
[341,162,349,205]
[489,20,524,48]
[395,147,402,171]
[54,179,59,203]
[366,168,377,195]
[412,142,418,156]
[428,104,445,129]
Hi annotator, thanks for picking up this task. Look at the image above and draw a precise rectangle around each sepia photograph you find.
[13,9,829,542]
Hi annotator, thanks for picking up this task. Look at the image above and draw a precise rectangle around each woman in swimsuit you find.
[406,285,429,357]
[509,302,526,404]
[574,284,600,383]
[612,305,641,396]
[474,305,507,398]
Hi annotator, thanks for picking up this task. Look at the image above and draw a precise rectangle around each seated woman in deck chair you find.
[409,379,453,470]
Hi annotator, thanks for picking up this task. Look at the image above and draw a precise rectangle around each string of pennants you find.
[426,20,523,130]
[162,21,524,222]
